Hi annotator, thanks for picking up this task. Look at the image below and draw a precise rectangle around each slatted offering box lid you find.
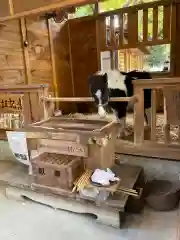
[18,116,118,169]
[31,152,84,190]
[164,87,180,125]
[33,152,80,167]
[30,116,116,133]
[20,116,117,143]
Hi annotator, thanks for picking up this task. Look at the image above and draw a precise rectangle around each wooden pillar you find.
[140,55,143,70]
[172,3,178,76]
[110,50,114,69]
[124,50,127,72]
[47,19,59,98]
[127,50,130,71]
[129,52,132,70]
[95,2,101,70]
[134,84,144,144]
[114,50,118,69]
[19,18,31,84]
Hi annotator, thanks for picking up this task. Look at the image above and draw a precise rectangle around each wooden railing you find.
[26,78,180,161]
[0,84,48,139]
[97,0,174,51]
[133,78,180,145]
[114,78,180,160]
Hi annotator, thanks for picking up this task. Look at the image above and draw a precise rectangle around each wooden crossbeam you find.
[42,96,137,102]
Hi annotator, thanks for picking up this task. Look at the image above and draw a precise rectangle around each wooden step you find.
[5,185,124,228]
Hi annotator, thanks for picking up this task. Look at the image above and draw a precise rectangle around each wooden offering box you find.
[24,116,117,170]
[32,153,84,190]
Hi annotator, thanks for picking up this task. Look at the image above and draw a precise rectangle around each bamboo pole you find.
[42,96,137,102]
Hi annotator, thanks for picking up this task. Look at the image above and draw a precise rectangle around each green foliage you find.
[100,0,130,11]
[146,45,168,67]
[75,5,94,17]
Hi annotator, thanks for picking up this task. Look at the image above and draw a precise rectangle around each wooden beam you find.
[134,85,144,144]
[163,4,171,41]
[19,17,31,84]
[150,89,157,141]
[0,67,24,70]
[0,84,48,92]
[170,3,176,76]
[153,7,158,40]
[8,0,14,15]
[115,140,180,161]
[133,78,180,88]
[47,19,58,98]
[95,1,101,70]
[67,22,75,97]
[0,0,99,22]
[42,96,137,102]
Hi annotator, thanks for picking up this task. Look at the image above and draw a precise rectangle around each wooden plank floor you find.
[0,160,142,211]
[0,183,179,238]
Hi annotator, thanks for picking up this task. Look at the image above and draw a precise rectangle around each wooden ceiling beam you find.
[0,0,100,22]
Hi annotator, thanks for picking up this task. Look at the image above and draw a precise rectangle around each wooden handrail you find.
[69,0,174,22]
[0,84,49,91]
[133,77,180,146]
[42,96,137,102]
[133,78,180,89]
[0,0,99,22]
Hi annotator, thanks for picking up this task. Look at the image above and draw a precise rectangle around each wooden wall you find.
[0,0,178,115]
[52,18,98,113]
[69,18,98,112]
[26,16,53,92]
[0,17,54,94]
[51,19,75,113]
[69,18,98,97]
[0,20,25,85]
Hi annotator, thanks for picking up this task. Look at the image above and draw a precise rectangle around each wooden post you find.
[127,50,130,71]
[124,50,127,72]
[95,1,101,70]
[110,50,114,69]
[151,89,157,141]
[67,22,75,98]
[163,94,171,144]
[134,84,144,145]
[143,9,148,42]
[170,3,176,76]
[19,17,31,84]
[42,87,50,120]
[23,93,32,126]
[47,19,59,98]
[8,0,14,15]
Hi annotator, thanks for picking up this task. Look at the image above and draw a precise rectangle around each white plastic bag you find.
[91,168,120,186]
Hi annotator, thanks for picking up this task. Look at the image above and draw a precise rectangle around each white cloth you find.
[91,168,120,186]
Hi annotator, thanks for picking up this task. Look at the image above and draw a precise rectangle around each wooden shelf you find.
[0,67,24,71]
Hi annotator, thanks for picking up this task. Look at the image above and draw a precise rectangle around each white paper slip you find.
[6,131,30,166]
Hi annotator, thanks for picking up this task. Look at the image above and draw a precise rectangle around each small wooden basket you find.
[32,152,84,190]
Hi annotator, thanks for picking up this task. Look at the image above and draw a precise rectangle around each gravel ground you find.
[68,112,180,143]
[125,113,180,142]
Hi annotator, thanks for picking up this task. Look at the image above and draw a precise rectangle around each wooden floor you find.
[0,184,179,239]
[0,160,142,207]
[0,142,180,236]
[70,112,180,142]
